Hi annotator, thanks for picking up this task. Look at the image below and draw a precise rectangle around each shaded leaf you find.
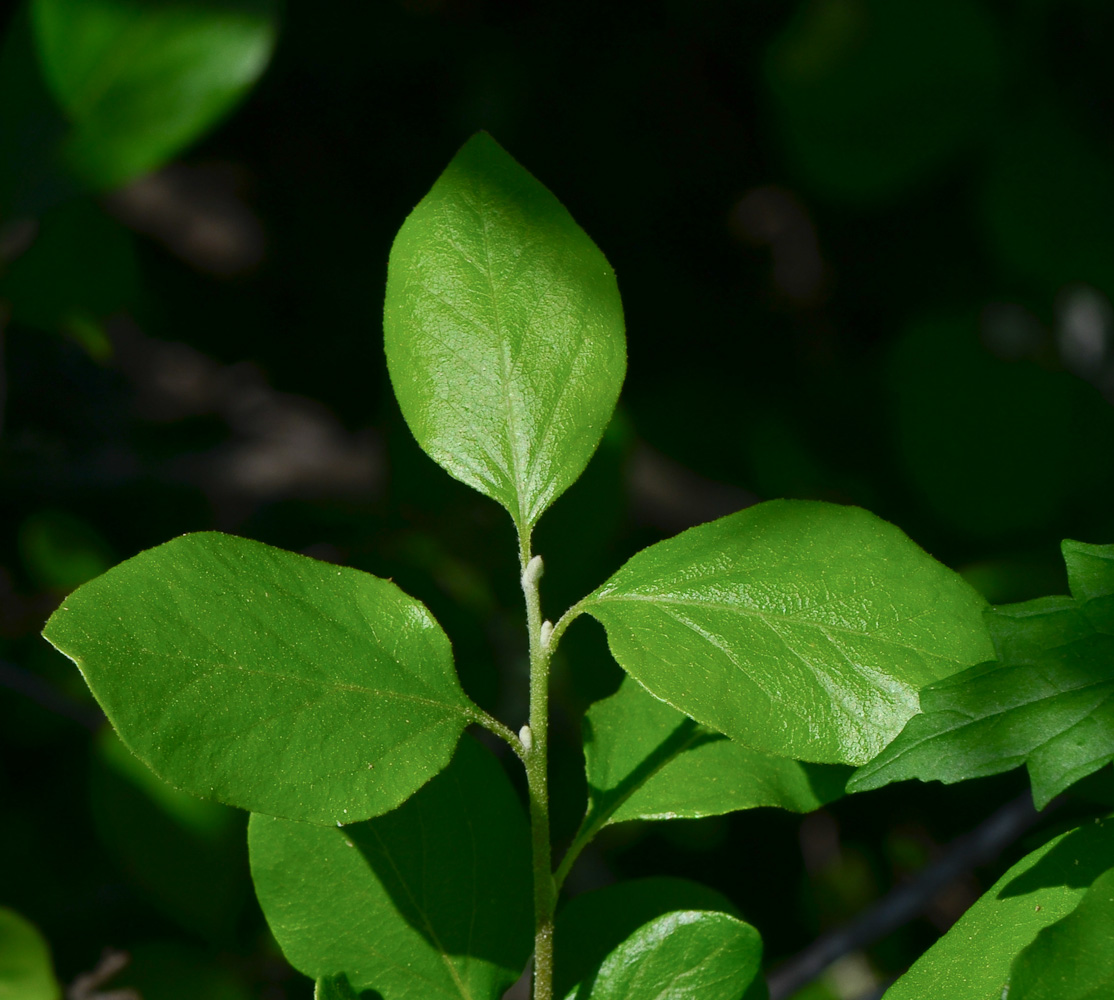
[581,500,993,765]
[0,908,61,1000]
[850,541,1114,808]
[44,532,478,824]
[883,816,1114,1000]
[384,131,626,532]
[315,974,360,1000]
[249,737,532,1000]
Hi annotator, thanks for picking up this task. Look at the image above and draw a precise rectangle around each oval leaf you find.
[43,532,479,824]
[384,131,626,531]
[32,0,277,189]
[581,500,993,765]
[564,911,763,1000]
[249,737,533,1000]
[0,909,61,1000]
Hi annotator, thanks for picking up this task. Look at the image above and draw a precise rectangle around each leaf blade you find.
[0,908,62,1000]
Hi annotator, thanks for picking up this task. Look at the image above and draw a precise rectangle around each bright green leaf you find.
[384,131,626,532]
[0,908,61,1000]
[249,737,533,1000]
[44,532,479,825]
[31,0,277,190]
[583,675,848,826]
[883,816,1114,1000]
[581,500,993,765]
[1009,864,1114,1000]
[849,541,1114,808]
[564,910,763,1000]
[554,877,740,1000]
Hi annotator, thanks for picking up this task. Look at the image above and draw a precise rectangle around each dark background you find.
[3,1,1114,998]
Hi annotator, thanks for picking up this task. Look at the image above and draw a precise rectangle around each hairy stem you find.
[520,533,556,1000]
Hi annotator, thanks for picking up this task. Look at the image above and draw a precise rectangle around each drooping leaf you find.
[1008,864,1114,1000]
[0,908,61,1000]
[31,0,277,190]
[384,131,626,532]
[553,877,740,1000]
[850,541,1114,808]
[883,816,1114,1000]
[249,737,533,1000]
[563,911,764,1000]
[580,500,993,765]
[44,532,479,825]
[582,675,848,827]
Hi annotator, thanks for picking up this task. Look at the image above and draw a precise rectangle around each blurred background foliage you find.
[2,0,1113,998]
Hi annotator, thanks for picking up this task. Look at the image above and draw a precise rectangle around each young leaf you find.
[384,132,626,532]
[554,877,740,1000]
[1008,864,1114,1000]
[580,500,993,765]
[563,911,764,1000]
[582,675,848,826]
[0,908,61,1000]
[31,0,277,190]
[249,737,533,1000]
[883,816,1114,1000]
[44,532,479,825]
[849,541,1114,807]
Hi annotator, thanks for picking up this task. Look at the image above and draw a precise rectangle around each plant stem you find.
[520,532,556,1000]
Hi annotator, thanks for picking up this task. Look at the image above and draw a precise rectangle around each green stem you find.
[520,531,556,1000]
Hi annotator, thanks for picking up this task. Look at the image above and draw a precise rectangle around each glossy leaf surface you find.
[384,132,626,531]
[582,500,993,765]
[554,878,740,1000]
[0,909,60,1000]
[564,911,763,1000]
[1009,864,1114,1000]
[583,676,848,825]
[249,738,533,1000]
[32,0,277,189]
[850,541,1114,807]
[884,816,1114,1000]
[44,532,477,824]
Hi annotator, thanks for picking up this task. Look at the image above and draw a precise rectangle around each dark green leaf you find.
[0,908,61,1000]
[315,975,360,1000]
[564,911,763,1000]
[31,0,277,189]
[884,816,1114,1000]
[384,132,626,532]
[850,541,1114,808]
[581,500,993,765]
[249,737,533,1000]
[553,877,739,1000]
[44,532,478,824]
[583,676,848,826]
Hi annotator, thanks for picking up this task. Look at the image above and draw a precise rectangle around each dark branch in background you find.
[767,791,1054,1000]
[0,658,103,731]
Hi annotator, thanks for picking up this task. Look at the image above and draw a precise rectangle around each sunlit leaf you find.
[0,908,61,1000]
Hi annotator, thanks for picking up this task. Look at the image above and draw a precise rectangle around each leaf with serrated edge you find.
[850,541,1114,808]
[581,500,993,765]
[44,532,478,825]
[884,816,1114,1000]
[384,132,626,532]
[250,737,532,1000]
[0,908,61,1000]
[583,676,848,826]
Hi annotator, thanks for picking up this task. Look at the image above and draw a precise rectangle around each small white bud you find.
[522,554,544,587]
[519,724,533,752]
[540,620,554,649]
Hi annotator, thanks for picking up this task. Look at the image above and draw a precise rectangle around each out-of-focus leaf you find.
[851,541,1114,808]
[249,737,533,1000]
[44,532,479,824]
[580,500,993,765]
[19,508,114,591]
[0,908,61,1000]
[108,942,250,1000]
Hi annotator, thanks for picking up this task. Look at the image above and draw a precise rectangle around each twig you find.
[67,948,141,1000]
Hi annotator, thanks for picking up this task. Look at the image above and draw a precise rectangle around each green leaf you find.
[43,532,479,824]
[554,877,740,1000]
[384,132,626,532]
[564,911,763,1000]
[249,737,533,1000]
[849,541,1114,808]
[581,500,993,765]
[31,0,277,190]
[0,908,61,1000]
[883,816,1114,1000]
[1009,864,1114,1000]
[583,675,848,826]
[315,975,360,1000]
